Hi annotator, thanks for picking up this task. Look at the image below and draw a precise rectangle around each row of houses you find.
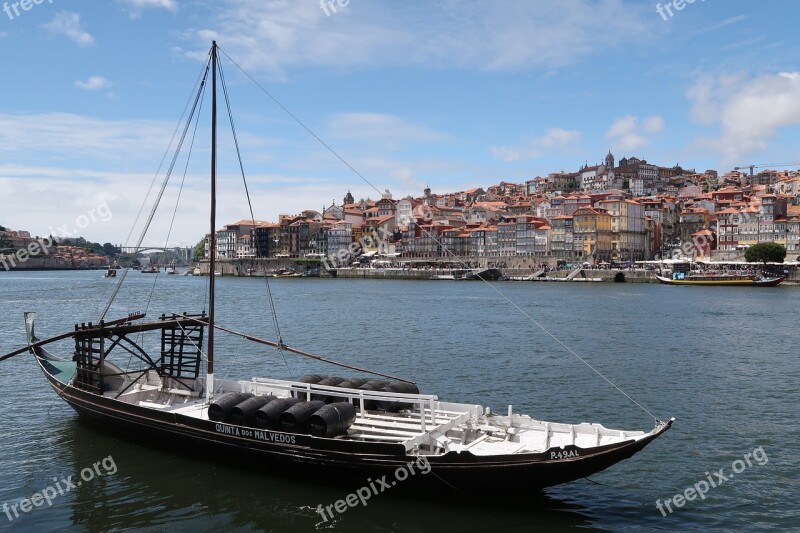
[207,155,800,263]
[210,190,656,263]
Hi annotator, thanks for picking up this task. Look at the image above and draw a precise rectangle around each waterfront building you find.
[216,220,267,259]
[597,198,646,261]
[327,221,353,261]
[252,223,281,258]
[441,228,470,257]
[515,216,549,257]
[235,234,254,258]
[550,215,575,259]
[787,217,800,255]
[678,207,709,247]
[715,207,741,252]
[469,226,498,257]
[496,221,517,257]
[308,224,329,257]
[758,195,789,245]
[573,207,612,262]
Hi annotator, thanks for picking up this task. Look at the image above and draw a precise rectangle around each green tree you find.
[193,238,207,261]
[744,242,786,264]
[0,225,6,231]
[102,243,120,256]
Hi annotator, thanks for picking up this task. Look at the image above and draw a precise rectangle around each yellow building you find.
[573,207,612,262]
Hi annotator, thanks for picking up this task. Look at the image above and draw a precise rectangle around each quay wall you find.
[201,259,800,284]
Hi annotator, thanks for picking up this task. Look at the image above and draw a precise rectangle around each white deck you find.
[105,372,654,457]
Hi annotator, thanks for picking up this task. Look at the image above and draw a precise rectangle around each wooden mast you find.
[206,41,218,402]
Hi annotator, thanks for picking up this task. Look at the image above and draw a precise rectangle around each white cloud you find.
[687,72,800,163]
[0,112,433,244]
[184,0,653,76]
[42,12,94,47]
[491,128,581,161]
[326,113,447,150]
[686,73,745,125]
[0,113,173,162]
[75,76,113,91]
[605,115,664,152]
[642,116,665,133]
[116,0,178,18]
[117,0,178,10]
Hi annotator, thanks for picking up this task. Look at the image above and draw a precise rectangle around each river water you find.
[0,271,797,531]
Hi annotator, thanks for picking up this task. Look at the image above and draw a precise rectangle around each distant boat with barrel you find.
[655,262,784,287]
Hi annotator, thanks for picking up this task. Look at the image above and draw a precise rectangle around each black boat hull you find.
[36,356,672,492]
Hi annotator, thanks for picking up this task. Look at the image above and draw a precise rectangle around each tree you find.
[102,243,119,256]
[744,242,786,264]
[193,238,207,261]
[0,225,6,231]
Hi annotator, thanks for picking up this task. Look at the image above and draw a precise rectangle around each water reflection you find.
[54,418,602,532]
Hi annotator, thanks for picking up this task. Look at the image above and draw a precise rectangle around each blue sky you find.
[1,0,799,246]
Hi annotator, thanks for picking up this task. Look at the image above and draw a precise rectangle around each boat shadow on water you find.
[52,416,606,532]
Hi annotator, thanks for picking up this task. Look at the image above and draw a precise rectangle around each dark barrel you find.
[337,378,367,389]
[280,400,326,433]
[309,402,357,438]
[229,395,277,426]
[375,382,420,411]
[208,392,254,422]
[317,377,368,403]
[255,397,302,430]
[311,377,346,402]
[298,374,327,384]
[356,380,390,410]
[316,377,346,386]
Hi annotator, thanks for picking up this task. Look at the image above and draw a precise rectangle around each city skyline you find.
[1,0,799,245]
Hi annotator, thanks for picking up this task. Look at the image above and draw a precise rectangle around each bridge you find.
[116,246,194,262]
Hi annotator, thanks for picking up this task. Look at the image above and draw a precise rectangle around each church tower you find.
[343,191,354,205]
[605,150,615,169]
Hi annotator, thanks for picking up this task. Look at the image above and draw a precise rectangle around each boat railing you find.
[246,377,445,434]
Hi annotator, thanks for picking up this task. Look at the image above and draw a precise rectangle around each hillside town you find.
[0,229,111,271]
[208,152,800,266]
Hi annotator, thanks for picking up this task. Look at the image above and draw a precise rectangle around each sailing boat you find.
[1,43,672,492]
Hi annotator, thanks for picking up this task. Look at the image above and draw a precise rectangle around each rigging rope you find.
[218,46,660,423]
[99,54,212,321]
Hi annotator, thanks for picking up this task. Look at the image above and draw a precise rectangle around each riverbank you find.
[197,258,800,284]
[327,267,657,283]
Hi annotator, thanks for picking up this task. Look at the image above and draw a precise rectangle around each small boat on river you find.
[656,262,784,287]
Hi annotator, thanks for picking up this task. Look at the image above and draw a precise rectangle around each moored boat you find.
[656,262,784,286]
[141,263,158,274]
